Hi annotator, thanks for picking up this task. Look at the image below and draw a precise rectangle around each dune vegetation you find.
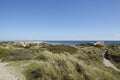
[0,42,120,80]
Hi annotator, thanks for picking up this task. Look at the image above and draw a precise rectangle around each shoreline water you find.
[0,40,120,45]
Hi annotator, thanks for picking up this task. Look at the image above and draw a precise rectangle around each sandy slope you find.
[103,58,120,72]
[0,62,25,80]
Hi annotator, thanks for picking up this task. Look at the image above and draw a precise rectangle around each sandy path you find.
[103,58,120,72]
[0,62,25,80]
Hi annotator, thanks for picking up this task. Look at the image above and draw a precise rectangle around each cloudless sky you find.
[0,0,120,40]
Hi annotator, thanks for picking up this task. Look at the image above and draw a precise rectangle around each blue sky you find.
[0,0,120,40]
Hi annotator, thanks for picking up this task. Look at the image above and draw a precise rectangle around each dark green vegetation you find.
[2,50,32,61]
[0,42,120,80]
[106,44,120,69]
[44,44,77,54]
[0,48,10,59]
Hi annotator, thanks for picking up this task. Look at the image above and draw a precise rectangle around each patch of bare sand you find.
[103,58,120,72]
[0,62,25,80]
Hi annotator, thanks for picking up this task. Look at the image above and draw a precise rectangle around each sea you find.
[1,40,120,45]
[42,41,120,45]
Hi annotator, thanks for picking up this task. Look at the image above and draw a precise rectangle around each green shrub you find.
[0,48,10,59]
[46,45,77,54]
[109,54,120,63]
[109,54,120,69]
[2,50,32,61]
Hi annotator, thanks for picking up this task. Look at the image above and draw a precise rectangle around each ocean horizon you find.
[1,40,120,45]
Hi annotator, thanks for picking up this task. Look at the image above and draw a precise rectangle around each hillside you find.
[0,42,120,80]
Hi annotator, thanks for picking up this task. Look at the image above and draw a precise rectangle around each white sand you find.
[0,61,25,80]
[103,58,120,72]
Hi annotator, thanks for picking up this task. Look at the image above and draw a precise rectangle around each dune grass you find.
[0,42,120,80]
[23,51,120,80]
[24,51,86,80]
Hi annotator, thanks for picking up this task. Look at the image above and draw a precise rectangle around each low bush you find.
[0,48,10,59]
[46,45,77,54]
[110,54,120,63]
[2,50,32,61]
